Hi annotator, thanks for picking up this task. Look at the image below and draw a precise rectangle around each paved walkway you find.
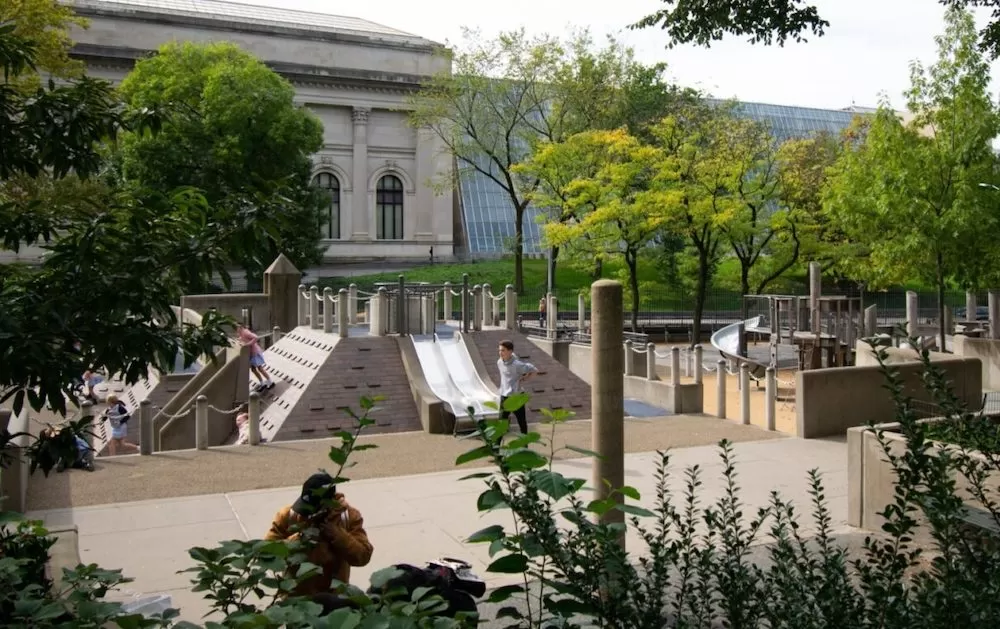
[27,437,848,623]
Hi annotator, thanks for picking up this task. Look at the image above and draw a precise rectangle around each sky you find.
[224,0,999,112]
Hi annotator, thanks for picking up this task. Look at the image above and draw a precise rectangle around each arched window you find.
[312,172,340,239]
[376,174,404,240]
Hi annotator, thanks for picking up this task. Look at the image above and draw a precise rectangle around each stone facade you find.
[63,0,455,262]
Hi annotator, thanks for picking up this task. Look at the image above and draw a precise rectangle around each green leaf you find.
[503,450,548,471]
[501,393,529,412]
[619,485,641,500]
[487,584,525,603]
[506,432,541,449]
[616,503,655,517]
[532,470,584,501]
[467,524,505,543]
[458,472,494,481]
[487,553,529,573]
[586,498,616,517]
[565,444,603,459]
[456,445,494,466]
[477,489,507,511]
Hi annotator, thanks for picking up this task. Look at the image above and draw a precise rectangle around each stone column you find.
[195,395,208,450]
[765,366,776,431]
[546,293,558,340]
[443,282,453,322]
[322,287,334,333]
[591,280,625,549]
[248,392,262,446]
[623,340,634,376]
[309,286,320,330]
[272,326,282,343]
[966,291,977,325]
[338,288,349,337]
[504,285,516,330]
[670,347,680,387]
[472,285,483,332]
[740,363,750,425]
[906,291,919,337]
[693,345,703,385]
[348,284,358,324]
[297,283,307,327]
[263,254,301,335]
[809,261,821,332]
[578,294,586,331]
[351,107,371,240]
[482,283,492,329]
[646,343,657,381]
[716,360,727,419]
[990,290,1000,339]
[461,274,470,333]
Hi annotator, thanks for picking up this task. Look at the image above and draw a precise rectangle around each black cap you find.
[292,472,337,515]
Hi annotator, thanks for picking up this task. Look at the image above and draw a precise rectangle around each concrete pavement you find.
[27,436,849,623]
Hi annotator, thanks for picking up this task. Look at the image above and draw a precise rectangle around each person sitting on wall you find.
[265,472,373,596]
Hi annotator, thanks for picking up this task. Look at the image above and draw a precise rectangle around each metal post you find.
[623,340,634,376]
[670,347,680,387]
[397,274,406,336]
[472,285,483,332]
[765,366,776,431]
[348,284,358,324]
[646,342,657,381]
[693,344,703,385]
[297,283,307,326]
[322,287,334,333]
[248,392,261,446]
[716,360,727,419]
[578,294,586,332]
[338,288,349,337]
[309,286,319,330]
[462,273,470,333]
[482,283,492,329]
[740,363,750,425]
[139,400,153,455]
[195,395,208,450]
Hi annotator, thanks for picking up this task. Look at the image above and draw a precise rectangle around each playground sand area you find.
[26,413,782,510]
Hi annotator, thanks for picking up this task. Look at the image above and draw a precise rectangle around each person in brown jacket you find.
[265,472,374,596]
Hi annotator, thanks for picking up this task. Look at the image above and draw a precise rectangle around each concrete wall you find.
[953,335,1000,390]
[797,357,983,438]
[854,341,955,367]
[527,337,702,414]
[180,294,270,330]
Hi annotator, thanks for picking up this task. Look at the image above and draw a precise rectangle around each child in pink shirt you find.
[237,324,274,391]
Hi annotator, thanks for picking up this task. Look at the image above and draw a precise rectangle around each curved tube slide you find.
[411,334,499,420]
[710,315,768,379]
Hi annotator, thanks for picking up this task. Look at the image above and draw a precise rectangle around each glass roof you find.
[72,0,429,43]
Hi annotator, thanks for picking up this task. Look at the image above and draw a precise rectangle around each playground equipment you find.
[410,333,498,424]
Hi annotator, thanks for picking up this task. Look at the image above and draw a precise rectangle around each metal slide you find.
[709,315,768,379]
[411,334,499,420]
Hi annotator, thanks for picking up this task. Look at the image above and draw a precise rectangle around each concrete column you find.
[646,343,657,381]
[943,307,953,336]
[272,326,282,343]
[546,293,557,340]
[492,291,501,326]
[693,345,703,385]
[504,285,516,330]
[309,286,320,330]
[716,360,727,419]
[765,367,776,431]
[397,275,406,336]
[966,291,977,325]
[322,287,334,333]
[864,305,877,338]
[623,340,634,376]
[906,290,918,337]
[373,287,388,337]
[139,400,153,455]
[461,274,470,333]
[297,284,307,327]
[364,300,371,325]
[263,254,301,335]
[482,283,492,329]
[443,283,453,322]
[472,285,483,332]
[740,363,750,425]
[670,347,680,387]
[195,395,208,450]
[351,107,370,240]
[809,261,821,332]
[248,392,261,446]
[590,280,625,548]
[338,288,349,337]
[348,284,358,324]
[578,294,586,331]
[990,290,1000,339]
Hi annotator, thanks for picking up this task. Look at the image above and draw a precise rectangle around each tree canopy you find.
[633,0,1000,60]
[116,41,327,278]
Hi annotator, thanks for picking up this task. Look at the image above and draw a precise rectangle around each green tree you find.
[410,29,676,293]
[633,0,1000,60]
[1,0,86,90]
[823,7,1000,349]
[0,25,246,430]
[517,129,672,329]
[116,41,327,279]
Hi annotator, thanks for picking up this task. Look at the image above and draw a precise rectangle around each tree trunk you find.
[937,252,947,352]
[692,246,710,346]
[627,252,640,332]
[514,206,525,293]
[740,261,751,320]
[551,246,560,291]
[592,258,603,282]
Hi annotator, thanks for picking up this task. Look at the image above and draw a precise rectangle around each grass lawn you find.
[316,258,745,312]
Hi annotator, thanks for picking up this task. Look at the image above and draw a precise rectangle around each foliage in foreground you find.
[3,342,1000,627]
